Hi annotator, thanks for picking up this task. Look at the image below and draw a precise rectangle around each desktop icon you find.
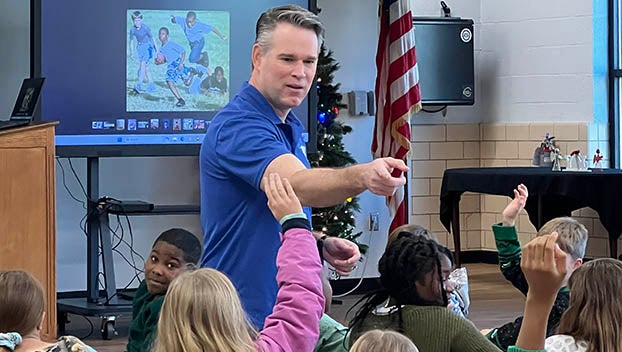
[173,119,182,131]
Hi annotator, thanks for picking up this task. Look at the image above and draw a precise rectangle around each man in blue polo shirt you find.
[200,5,409,329]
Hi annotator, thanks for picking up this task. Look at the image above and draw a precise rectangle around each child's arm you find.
[256,174,324,352]
[212,27,227,40]
[493,184,530,294]
[512,233,566,352]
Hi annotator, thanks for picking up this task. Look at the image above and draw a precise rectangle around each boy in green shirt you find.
[126,228,201,352]
[484,184,588,351]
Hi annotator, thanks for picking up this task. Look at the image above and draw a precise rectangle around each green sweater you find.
[349,305,501,351]
[314,314,349,352]
[126,281,164,352]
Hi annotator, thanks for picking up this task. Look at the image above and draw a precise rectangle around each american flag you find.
[372,0,422,233]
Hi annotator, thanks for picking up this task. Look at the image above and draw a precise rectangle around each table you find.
[439,167,622,266]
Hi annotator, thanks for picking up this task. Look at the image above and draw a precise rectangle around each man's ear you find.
[573,258,583,271]
[251,44,263,71]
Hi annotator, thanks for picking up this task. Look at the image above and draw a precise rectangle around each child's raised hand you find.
[502,184,528,226]
[264,173,303,222]
[520,232,567,303]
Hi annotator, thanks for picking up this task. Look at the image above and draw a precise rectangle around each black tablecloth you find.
[440,167,622,239]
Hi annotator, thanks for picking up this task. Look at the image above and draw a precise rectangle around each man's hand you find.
[170,15,176,23]
[361,158,409,197]
[521,232,567,303]
[323,237,361,275]
[265,173,303,222]
[502,184,528,226]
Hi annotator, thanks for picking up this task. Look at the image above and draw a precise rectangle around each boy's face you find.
[440,254,455,295]
[144,241,188,295]
[133,17,142,28]
[159,29,168,44]
[415,266,445,305]
[215,70,224,82]
[186,16,196,28]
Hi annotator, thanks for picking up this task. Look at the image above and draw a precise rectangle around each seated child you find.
[348,234,500,351]
[350,329,419,352]
[509,234,622,352]
[151,174,324,352]
[126,228,201,352]
[484,184,588,351]
[0,270,95,352]
[385,224,470,317]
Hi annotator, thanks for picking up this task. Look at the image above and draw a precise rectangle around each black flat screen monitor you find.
[32,0,317,157]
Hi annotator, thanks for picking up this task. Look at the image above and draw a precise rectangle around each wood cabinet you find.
[0,122,57,339]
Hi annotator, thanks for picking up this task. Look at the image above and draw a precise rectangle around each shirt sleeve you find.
[255,224,324,352]
[215,118,291,190]
[174,16,185,30]
[492,223,528,295]
[197,22,213,35]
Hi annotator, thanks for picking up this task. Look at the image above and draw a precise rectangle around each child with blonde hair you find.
[152,174,324,352]
[350,330,418,352]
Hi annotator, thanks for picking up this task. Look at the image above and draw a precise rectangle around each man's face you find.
[159,29,168,44]
[250,22,318,119]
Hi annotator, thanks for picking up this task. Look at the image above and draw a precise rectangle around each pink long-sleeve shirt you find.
[254,227,325,352]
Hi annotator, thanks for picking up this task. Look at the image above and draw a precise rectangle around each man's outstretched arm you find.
[262,153,409,208]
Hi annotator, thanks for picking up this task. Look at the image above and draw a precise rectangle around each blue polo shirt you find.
[199,82,311,329]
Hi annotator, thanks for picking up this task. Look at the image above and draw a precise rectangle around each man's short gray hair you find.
[255,5,325,53]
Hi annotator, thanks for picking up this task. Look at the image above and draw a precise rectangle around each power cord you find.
[422,105,448,113]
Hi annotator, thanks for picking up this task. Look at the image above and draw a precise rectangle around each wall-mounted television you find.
[32,0,317,157]
[413,17,475,106]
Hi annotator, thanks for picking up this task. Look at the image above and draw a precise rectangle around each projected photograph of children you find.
[126,9,229,112]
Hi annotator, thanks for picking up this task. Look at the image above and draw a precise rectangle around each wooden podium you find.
[0,122,57,339]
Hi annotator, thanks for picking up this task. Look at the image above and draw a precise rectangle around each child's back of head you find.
[538,217,588,260]
[153,268,256,352]
[350,329,418,352]
[557,258,622,351]
[387,224,438,250]
[0,270,45,335]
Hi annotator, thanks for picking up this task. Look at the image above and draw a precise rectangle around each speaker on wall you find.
[413,17,475,105]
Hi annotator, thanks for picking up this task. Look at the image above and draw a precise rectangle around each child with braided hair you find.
[348,234,500,351]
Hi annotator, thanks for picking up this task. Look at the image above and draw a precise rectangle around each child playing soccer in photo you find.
[129,11,157,94]
[154,27,192,107]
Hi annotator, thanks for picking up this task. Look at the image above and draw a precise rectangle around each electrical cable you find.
[421,105,448,113]
[56,157,86,209]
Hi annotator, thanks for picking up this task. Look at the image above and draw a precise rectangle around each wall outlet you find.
[369,212,379,231]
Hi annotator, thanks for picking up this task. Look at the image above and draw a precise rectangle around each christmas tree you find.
[308,46,367,254]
